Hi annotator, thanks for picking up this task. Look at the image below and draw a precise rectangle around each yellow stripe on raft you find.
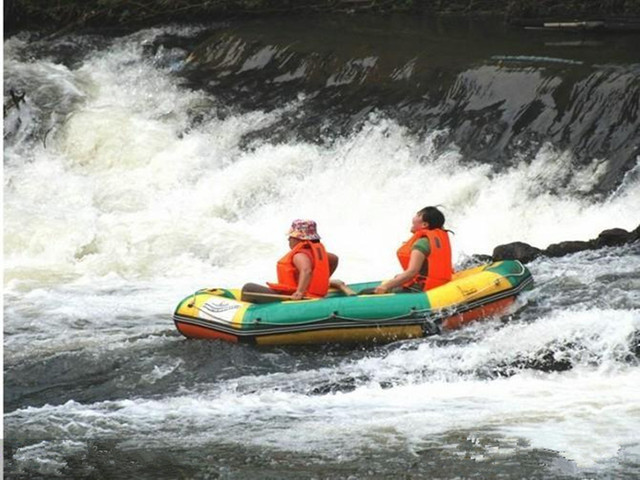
[254,325,424,346]
[427,267,512,309]
[232,302,250,326]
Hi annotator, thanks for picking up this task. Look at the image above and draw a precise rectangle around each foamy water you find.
[4,25,640,478]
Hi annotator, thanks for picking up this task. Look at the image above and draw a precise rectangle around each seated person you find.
[242,219,355,302]
[367,206,453,295]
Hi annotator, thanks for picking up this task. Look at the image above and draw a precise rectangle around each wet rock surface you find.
[5,0,640,34]
[492,225,640,263]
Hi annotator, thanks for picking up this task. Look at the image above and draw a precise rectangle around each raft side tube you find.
[172,260,533,344]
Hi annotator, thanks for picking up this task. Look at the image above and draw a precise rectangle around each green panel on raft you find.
[240,287,432,328]
[484,260,533,288]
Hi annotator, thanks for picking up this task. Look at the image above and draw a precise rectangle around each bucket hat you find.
[287,219,321,241]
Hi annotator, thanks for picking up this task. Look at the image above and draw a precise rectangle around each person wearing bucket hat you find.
[241,219,355,302]
[364,206,453,295]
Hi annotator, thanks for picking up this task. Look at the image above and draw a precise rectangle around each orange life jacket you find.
[267,241,331,297]
[396,228,453,291]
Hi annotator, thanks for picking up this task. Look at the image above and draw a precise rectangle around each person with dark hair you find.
[242,219,355,302]
[371,206,453,294]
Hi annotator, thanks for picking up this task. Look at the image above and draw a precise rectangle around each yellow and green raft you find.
[173,260,533,346]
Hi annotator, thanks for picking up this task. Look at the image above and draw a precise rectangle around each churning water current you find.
[4,17,640,479]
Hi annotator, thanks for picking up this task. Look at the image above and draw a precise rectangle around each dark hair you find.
[417,206,445,229]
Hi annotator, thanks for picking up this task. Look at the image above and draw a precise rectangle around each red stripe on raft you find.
[176,322,239,342]
[441,297,515,330]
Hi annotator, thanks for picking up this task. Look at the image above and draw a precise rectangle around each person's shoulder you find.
[293,249,314,264]
[412,237,430,253]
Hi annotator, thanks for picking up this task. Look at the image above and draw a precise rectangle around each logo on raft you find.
[203,301,241,313]
[200,299,242,323]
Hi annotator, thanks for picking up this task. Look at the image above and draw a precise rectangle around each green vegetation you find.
[5,0,640,34]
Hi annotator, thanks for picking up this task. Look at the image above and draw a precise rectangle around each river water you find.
[4,15,640,479]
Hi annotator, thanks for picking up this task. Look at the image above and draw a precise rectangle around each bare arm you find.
[374,249,425,294]
[328,252,339,276]
[291,252,313,300]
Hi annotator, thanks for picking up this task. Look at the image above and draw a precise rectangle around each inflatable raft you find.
[173,260,533,346]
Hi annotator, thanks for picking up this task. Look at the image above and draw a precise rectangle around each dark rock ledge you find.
[5,0,640,36]
[491,225,640,264]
